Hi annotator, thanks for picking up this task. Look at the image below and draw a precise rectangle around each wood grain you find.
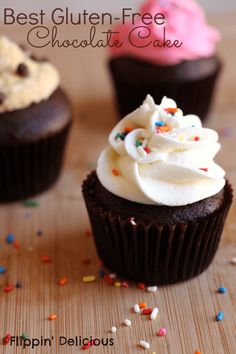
[0,15,236,354]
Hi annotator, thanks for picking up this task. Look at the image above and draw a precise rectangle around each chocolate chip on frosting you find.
[0,92,6,104]
[16,63,29,77]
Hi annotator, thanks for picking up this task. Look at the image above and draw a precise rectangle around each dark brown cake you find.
[0,88,71,202]
[0,88,71,145]
[109,56,221,120]
[82,172,233,285]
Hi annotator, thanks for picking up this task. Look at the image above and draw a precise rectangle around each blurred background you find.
[0,0,236,14]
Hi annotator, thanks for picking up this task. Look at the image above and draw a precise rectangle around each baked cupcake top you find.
[97,95,225,206]
[0,36,59,112]
[110,0,220,65]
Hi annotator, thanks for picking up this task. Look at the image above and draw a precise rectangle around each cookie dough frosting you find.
[0,36,59,112]
[97,96,225,206]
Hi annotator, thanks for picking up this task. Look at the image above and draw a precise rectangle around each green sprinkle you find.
[115,133,122,140]
[21,332,28,340]
[135,140,142,148]
[22,200,39,207]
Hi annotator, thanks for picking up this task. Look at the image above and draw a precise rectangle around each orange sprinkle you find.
[139,302,147,309]
[13,240,20,249]
[112,168,121,177]
[195,351,202,354]
[165,107,178,113]
[124,127,133,133]
[58,277,68,286]
[159,125,171,132]
[48,314,57,321]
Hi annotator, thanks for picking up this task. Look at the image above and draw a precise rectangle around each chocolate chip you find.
[0,92,5,104]
[16,63,29,77]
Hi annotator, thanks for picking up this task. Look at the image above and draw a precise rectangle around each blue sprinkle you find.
[0,266,6,274]
[218,287,227,294]
[216,311,224,321]
[98,268,105,279]
[6,233,15,244]
[16,282,22,288]
[155,121,165,127]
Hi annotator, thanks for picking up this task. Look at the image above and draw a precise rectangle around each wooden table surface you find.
[0,15,236,354]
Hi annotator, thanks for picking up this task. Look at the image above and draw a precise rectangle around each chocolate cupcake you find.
[0,36,71,202]
[83,96,233,284]
[109,0,222,121]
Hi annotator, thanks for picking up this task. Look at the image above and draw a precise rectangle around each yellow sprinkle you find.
[178,135,184,141]
[82,275,96,283]
[114,282,121,288]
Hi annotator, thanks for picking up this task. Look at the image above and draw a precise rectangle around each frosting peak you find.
[110,0,220,65]
[97,95,225,206]
[0,36,60,112]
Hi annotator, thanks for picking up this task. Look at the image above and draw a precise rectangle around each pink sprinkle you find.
[121,281,129,288]
[157,328,167,337]
[199,168,208,172]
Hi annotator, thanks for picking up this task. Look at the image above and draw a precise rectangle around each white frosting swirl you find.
[97,95,225,206]
[0,36,59,112]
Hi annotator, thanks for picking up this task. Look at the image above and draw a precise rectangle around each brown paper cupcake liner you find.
[109,58,221,121]
[0,123,71,202]
[82,172,233,285]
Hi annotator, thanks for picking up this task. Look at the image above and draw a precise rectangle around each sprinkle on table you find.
[41,256,51,263]
[150,307,159,320]
[129,217,137,226]
[3,334,11,345]
[123,319,132,327]
[98,268,105,279]
[83,275,96,283]
[0,266,6,274]
[112,168,121,177]
[139,302,147,309]
[141,308,153,315]
[22,199,39,207]
[4,284,14,293]
[48,314,57,321]
[16,281,22,288]
[114,282,121,288]
[218,287,227,294]
[111,326,117,333]
[121,281,129,288]
[37,229,43,236]
[104,274,115,285]
[157,328,167,337]
[85,230,92,237]
[138,283,145,290]
[21,332,28,340]
[147,286,158,293]
[6,233,15,244]
[13,240,20,249]
[195,351,202,354]
[216,311,224,321]
[108,273,117,279]
[133,304,141,313]
[139,340,150,350]
[58,277,68,286]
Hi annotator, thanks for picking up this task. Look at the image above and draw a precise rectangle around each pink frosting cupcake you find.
[109,0,222,120]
